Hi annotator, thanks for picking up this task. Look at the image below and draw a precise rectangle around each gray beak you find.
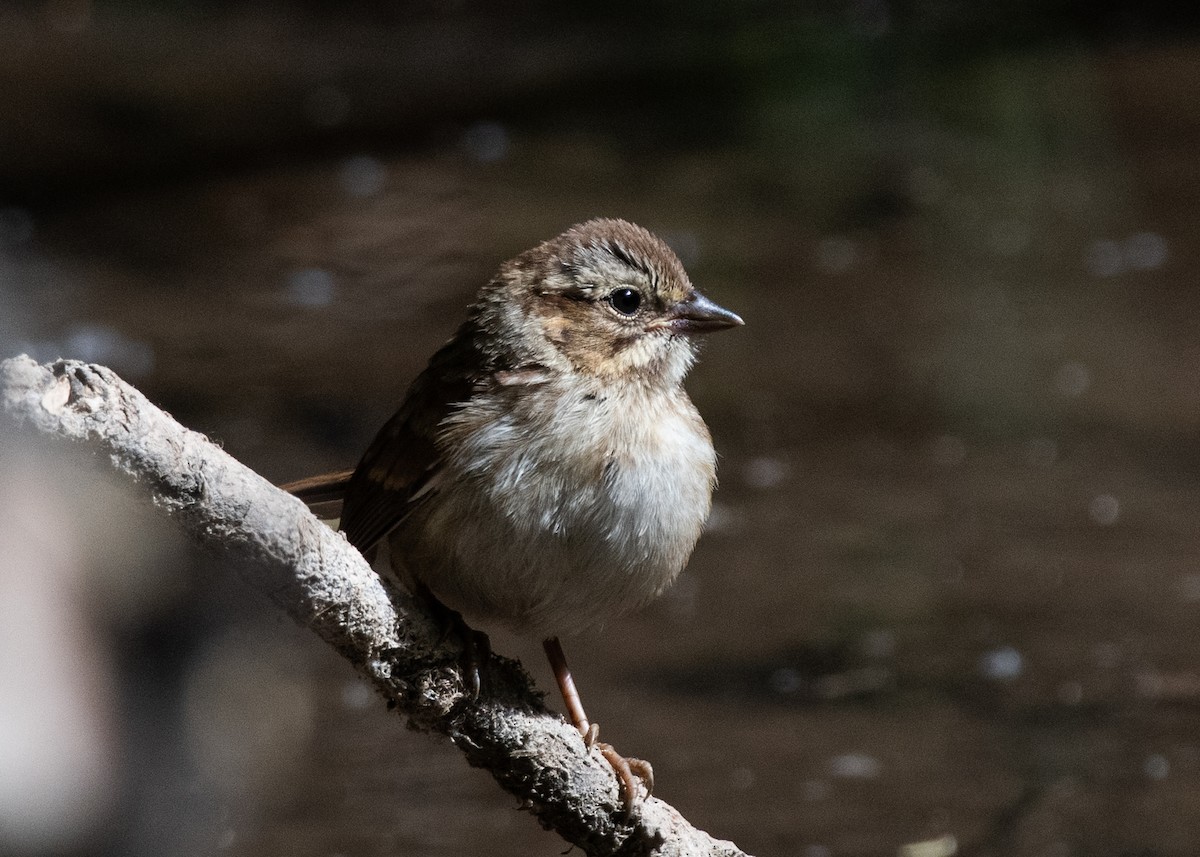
[664,291,745,334]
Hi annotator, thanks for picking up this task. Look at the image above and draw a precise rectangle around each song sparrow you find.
[285,218,742,808]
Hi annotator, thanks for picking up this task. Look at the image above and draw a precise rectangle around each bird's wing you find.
[339,327,482,554]
[298,316,553,555]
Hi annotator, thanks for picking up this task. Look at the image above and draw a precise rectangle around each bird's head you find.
[480,218,743,386]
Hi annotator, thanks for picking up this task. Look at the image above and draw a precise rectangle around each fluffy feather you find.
[328,218,741,638]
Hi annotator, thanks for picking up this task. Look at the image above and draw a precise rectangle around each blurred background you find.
[3,1,1200,855]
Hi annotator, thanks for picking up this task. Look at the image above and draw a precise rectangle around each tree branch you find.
[0,355,750,857]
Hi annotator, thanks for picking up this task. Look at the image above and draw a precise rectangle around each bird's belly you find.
[392,401,715,637]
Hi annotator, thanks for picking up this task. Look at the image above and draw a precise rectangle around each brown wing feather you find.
[339,324,483,553]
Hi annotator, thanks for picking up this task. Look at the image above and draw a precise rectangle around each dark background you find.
[5,2,1200,855]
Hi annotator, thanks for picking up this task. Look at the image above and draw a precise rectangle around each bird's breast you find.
[395,382,717,637]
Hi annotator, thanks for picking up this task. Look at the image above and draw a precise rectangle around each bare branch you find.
[0,355,750,857]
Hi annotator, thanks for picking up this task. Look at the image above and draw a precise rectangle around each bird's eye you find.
[608,288,642,316]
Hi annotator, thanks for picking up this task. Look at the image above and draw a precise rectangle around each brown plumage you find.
[283,218,742,809]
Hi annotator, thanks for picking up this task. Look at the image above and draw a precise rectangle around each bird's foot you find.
[580,724,654,811]
[542,638,652,811]
[417,585,492,696]
[458,624,492,698]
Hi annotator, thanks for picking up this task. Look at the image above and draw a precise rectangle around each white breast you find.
[392,381,716,638]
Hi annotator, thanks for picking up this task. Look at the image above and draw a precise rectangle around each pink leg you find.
[542,637,655,810]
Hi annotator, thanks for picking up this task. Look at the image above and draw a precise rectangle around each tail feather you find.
[280,468,355,517]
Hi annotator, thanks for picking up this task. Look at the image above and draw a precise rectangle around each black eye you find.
[608,288,642,316]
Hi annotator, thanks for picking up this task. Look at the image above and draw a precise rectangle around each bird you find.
[283,218,742,809]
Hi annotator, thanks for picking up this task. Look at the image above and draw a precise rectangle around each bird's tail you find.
[279,468,355,521]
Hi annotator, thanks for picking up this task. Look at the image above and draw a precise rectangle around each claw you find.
[462,627,492,698]
[541,636,653,811]
[597,743,653,812]
[582,722,600,749]
[415,583,491,696]
[626,757,654,797]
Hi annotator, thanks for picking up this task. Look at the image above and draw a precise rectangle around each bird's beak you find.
[659,291,745,335]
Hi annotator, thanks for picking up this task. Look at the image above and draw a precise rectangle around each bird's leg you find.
[414,582,491,697]
[542,636,598,744]
[542,637,655,810]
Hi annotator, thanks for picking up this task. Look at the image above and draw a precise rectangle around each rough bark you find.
[0,355,750,857]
